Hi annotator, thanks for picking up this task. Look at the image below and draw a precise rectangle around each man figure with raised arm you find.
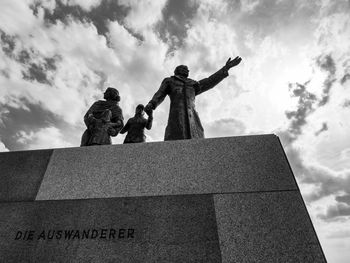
[144,56,242,141]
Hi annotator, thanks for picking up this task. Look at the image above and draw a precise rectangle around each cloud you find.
[288,149,350,203]
[336,195,350,205]
[64,0,102,11]
[317,54,336,75]
[205,118,246,138]
[275,2,350,224]
[16,126,73,149]
[316,54,337,106]
[0,19,113,123]
[0,98,74,150]
[318,203,350,221]
[120,0,167,33]
[0,0,41,36]
[156,0,199,53]
[341,73,350,85]
[343,100,350,107]
[37,0,130,37]
[0,140,9,152]
[278,129,350,221]
[0,2,129,149]
[315,122,328,136]
[285,82,317,140]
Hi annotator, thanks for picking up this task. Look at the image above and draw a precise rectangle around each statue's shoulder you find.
[88,100,105,111]
[162,77,173,84]
[171,75,197,85]
[92,100,106,106]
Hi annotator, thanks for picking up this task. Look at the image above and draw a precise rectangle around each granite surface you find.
[0,135,326,262]
[0,194,221,262]
[36,135,297,200]
[0,149,52,202]
[214,191,327,263]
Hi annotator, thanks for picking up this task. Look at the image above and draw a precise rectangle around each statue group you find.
[81,56,242,146]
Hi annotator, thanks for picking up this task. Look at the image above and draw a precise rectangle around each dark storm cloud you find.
[315,122,328,136]
[0,99,65,151]
[285,82,317,140]
[1,30,61,85]
[156,0,199,54]
[316,54,337,107]
[30,0,144,41]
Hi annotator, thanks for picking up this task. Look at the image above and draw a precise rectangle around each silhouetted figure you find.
[81,87,124,146]
[120,104,153,143]
[145,56,242,141]
[87,109,115,145]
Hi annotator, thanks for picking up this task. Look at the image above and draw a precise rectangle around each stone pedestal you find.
[0,135,326,262]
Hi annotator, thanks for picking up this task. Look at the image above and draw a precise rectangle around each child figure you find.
[87,109,116,145]
[120,104,153,143]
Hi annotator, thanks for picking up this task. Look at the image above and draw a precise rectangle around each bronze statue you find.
[86,109,114,145]
[81,87,124,146]
[120,104,153,143]
[145,56,242,141]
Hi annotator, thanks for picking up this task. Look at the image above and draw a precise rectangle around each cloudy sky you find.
[0,0,349,261]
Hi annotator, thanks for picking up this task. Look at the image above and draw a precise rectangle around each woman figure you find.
[81,87,124,146]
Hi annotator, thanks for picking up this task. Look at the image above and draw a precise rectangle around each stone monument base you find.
[0,135,326,262]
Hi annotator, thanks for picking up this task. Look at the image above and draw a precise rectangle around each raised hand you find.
[144,103,153,116]
[224,56,242,70]
[146,108,153,118]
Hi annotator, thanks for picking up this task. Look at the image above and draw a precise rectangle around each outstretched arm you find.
[145,78,170,114]
[145,111,153,130]
[119,120,130,134]
[196,56,242,95]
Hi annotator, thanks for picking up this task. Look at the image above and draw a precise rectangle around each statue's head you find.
[135,104,145,116]
[104,87,120,102]
[174,65,189,78]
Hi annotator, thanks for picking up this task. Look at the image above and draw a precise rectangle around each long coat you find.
[148,67,229,140]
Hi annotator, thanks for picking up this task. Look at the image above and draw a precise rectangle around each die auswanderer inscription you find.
[15,228,135,241]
